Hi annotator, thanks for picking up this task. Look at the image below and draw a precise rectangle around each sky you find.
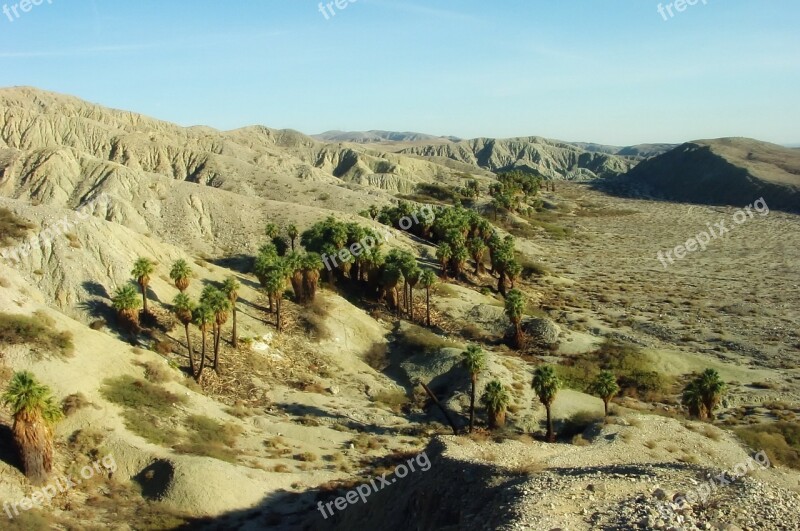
[0,0,798,146]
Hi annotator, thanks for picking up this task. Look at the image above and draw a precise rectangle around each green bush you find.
[101,376,185,414]
[0,311,74,357]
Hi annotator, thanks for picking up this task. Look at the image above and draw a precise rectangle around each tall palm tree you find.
[112,284,141,328]
[131,257,155,315]
[697,369,726,421]
[436,243,452,279]
[169,259,192,292]
[265,268,286,332]
[462,345,487,433]
[221,276,241,348]
[419,269,437,327]
[590,370,620,417]
[405,266,421,320]
[172,293,196,376]
[200,286,230,373]
[480,380,510,429]
[286,224,299,252]
[505,289,525,349]
[681,379,705,419]
[2,371,63,485]
[532,365,560,442]
[467,237,487,275]
[192,304,214,382]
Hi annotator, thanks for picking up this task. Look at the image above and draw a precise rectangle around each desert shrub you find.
[559,411,603,440]
[62,392,91,416]
[0,207,34,246]
[364,342,389,370]
[175,415,242,462]
[89,319,106,330]
[517,254,551,278]
[67,428,106,457]
[153,340,172,356]
[294,452,318,462]
[0,311,74,357]
[101,376,185,414]
[736,422,800,470]
[396,323,463,354]
[372,389,410,413]
[299,297,334,341]
[140,360,172,384]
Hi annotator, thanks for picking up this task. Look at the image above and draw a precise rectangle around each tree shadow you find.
[209,254,253,275]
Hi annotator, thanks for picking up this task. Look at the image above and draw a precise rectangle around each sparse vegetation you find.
[0,311,74,357]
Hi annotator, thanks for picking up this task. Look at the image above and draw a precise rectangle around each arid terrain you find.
[1,88,799,531]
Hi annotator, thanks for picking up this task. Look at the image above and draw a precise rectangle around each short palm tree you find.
[462,345,487,432]
[192,303,214,382]
[590,370,620,417]
[697,369,726,420]
[112,284,141,328]
[532,365,560,442]
[265,222,279,239]
[172,293,196,376]
[131,257,155,315]
[221,276,241,348]
[681,379,705,419]
[302,253,323,302]
[2,371,63,485]
[480,380,510,429]
[287,224,299,252]
[419,269,437,327]
[169,259,192,292]
[505,289,525,349]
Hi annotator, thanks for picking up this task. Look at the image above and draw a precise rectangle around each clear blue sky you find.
[1,0,798,145]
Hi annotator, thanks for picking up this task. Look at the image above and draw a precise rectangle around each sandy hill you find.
[607,138,800,212]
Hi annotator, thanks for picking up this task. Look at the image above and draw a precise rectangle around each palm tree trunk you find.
[14,412,53,486]
[184,323,195,376]
[140,283,149,315]
[213,324,221,372]
[546,405,554,442]
[196,327,207,383]
[268,293,273,312]
[231,306,238,348]
[408,286,414,321]
[276,298,282,332]
[603,399,609,417]
[514,321,523,349]
[469,375,476,432]
[426,288,431,327]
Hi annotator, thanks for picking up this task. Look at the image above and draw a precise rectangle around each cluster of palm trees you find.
[681,368,726,420]
[111,257,240,382]
[460,348,625,441]
[489,170,543,219]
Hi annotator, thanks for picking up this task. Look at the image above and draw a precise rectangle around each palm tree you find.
[131,257,155,315]
[681,379,705,419]
[302,253,323,302]
[265,268,286,332]
[436,243,452,279]
[221,276,241,348]
[480,380,510,429]
[201,286,230,373]
[169,259,192,292]
[532,365,560,442]
[467,237,487,275]
[405,266,421,320]
[462,345,487,432]
[172,293,196,376]
[192,304,214,382]
[697,369,726,421]
[590,370,620,417]
[419,269,437,327]
[265,222,279,239]
[2,371,63,485]
[112,284,141,328]
[505,289,525,349]
[287,224,299,252]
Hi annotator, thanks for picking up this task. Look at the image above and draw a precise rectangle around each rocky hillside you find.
[313,130,461,144]
[398,136,635,180]
[606,138,800,212]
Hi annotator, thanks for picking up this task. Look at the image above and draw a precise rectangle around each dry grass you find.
[0,310,74,357]
[0,207,34,246]
[62,392,91,416]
